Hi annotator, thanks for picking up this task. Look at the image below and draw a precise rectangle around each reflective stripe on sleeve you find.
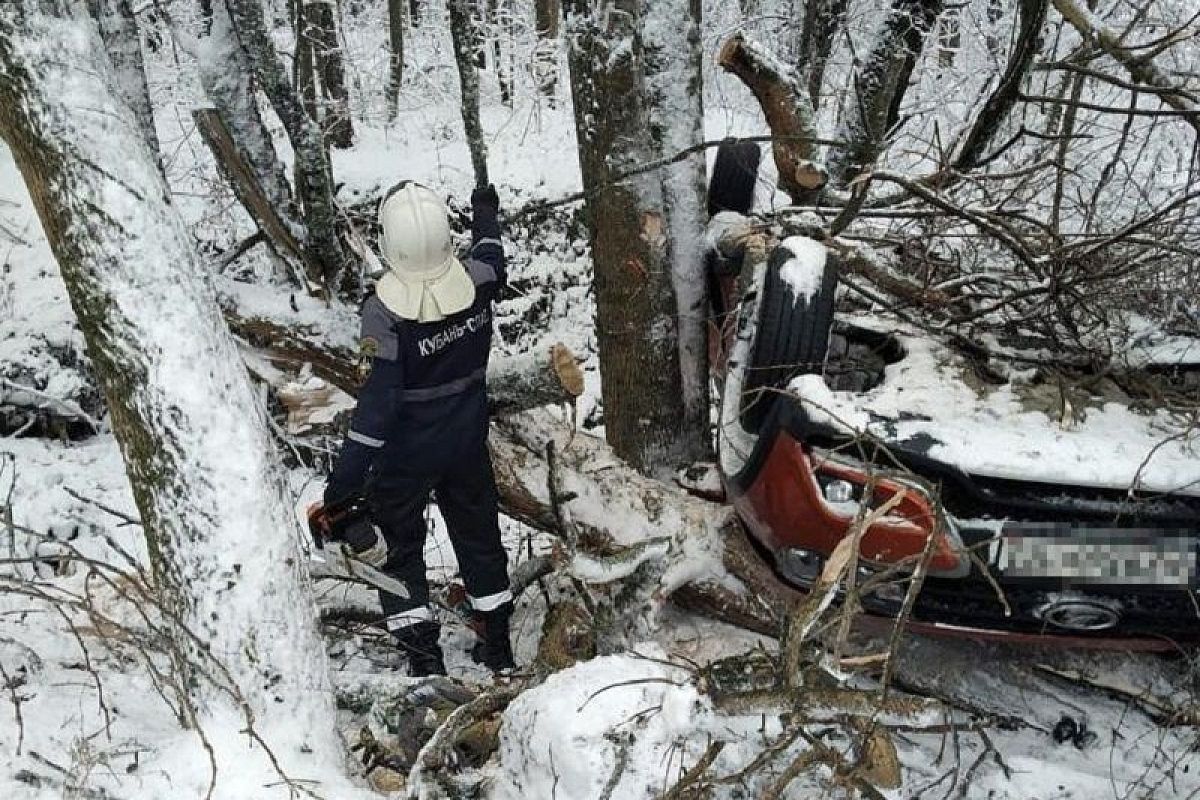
[469,589,514,611]
[465,257,498,285]
[348,429,386,448]
[472,237,503,251]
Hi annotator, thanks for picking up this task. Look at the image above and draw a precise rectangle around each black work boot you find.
[470,601,516,673]
[394,621,446,677]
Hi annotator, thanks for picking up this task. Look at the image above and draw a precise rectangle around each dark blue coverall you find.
[324,204,510,634]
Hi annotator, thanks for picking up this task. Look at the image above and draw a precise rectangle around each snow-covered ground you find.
[2,3,1199,799]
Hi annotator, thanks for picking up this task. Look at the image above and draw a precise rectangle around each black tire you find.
[706,140,762,321]
[740,240,838,432]
[707,139,761,218]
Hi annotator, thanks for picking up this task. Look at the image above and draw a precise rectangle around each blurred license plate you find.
[996,526,1197,587]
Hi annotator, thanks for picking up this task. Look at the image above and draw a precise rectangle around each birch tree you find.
[0,0,342,784]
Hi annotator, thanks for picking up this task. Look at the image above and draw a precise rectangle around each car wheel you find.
[740,239,838,431]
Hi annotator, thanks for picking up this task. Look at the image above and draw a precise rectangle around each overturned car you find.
[708,161,1200,650]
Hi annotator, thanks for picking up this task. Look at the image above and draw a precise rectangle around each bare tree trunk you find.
[386,0,404,121]
[485,0,512,106]
[293,0,319,125]
[532,0,559,101]
[224,0,347,285]
[826,0,943,189]
[565,1,705,475]
[191,1,307,252]
[644,0,712,462]
[936,5,959,67]
[448,0,489,186]
[795,0,848,110]
[0,0,340,771]
[86,0,159,166]
[953,0,1047,170]
[303,0,354,148]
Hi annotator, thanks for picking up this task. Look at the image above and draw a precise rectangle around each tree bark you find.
[532,0,559,100]
[448,0,489,186]
[718,33,826,204]
[565,1,706,476]
[85,0,159,167]
[0,0,340,769]
[795,0,848,110]
[826,0,943,189]
[189,1,309,272]
[953,0,1047,170]
[489,409,788,638]
[386,0,404,121]
[644,0,713,463]
[223,0,348,285]
[301,0,354,148]
[193,108,321,289]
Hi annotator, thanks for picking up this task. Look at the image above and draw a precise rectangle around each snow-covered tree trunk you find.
[718,34,825,203]
[952,0,1046,171]
[299,0,354,148]
[644,0,712,463]
[224,0,348,284]
[386,0,405,120]
[448,0,489,185]
[565,0,707,476]
[794,0,848,108]
[826,0,942,188]
[85,0,159,165]
[1051,0,1200,136]
[0,0,341,779]
[485,0,513,106]
[192,1,306,248]
[533,0,559,100]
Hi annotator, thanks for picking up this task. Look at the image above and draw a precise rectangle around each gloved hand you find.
[307,502,335,545]
[471,183,500,213]
[307,496,389,567]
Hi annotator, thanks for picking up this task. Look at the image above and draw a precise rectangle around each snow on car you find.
[710,202,1199,649]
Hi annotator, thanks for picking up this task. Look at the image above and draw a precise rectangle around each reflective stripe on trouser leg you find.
[469,589,514,611]
[385,605,435,631]
[367,471,435,628]
[436,446,511,610]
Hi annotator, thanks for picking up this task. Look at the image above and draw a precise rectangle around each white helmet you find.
[375,182,475,322]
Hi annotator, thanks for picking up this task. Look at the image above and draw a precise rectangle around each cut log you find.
[717,34,826,204]
[489,410,793,637]
[220,293,583,414]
